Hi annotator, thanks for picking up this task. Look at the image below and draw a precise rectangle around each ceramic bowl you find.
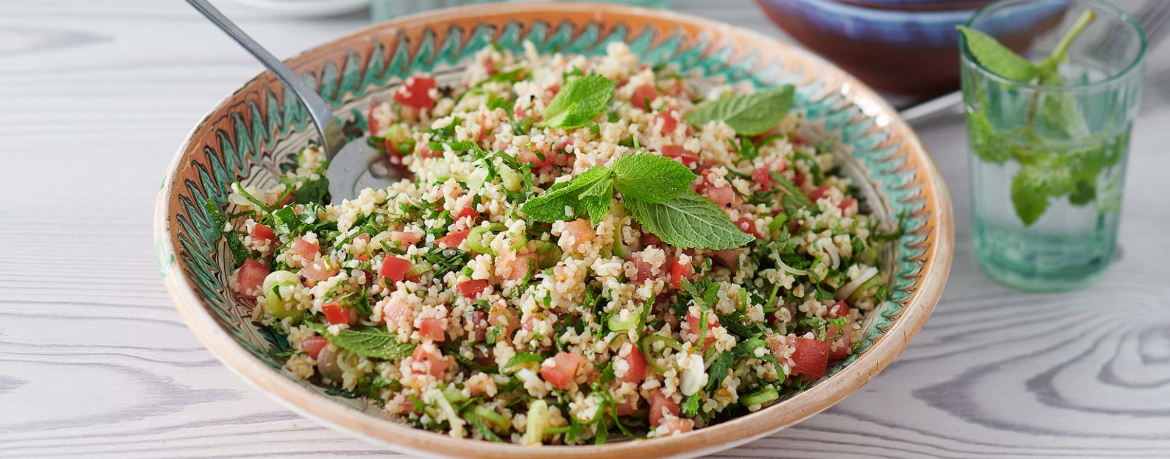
[155,3,953,458]
[756,0,1065,96]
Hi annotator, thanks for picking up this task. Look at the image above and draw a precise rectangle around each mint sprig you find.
[520,153,751,250]
[538,74,616,129]
[957,9,1101,226]
[685,85,794,136]
[306,322,415,360]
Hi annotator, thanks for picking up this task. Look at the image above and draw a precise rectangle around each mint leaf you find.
[767,171,813,208]
[204,199,253,265]
[538,75,615,129]
[685,85,794,136]
[956,25,1040,81]
[611,153,697,204]
[291,177,329,205]
[966,107,1011,165]
[307,322,415,360]
[625,191,754,250]
[520,166,613,223]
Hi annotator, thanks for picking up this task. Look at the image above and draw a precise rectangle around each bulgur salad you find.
[209,42,897,444]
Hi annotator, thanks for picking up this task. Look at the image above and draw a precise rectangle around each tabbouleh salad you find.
[211,42,896,445]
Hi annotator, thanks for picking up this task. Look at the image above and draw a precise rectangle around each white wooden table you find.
[3,1,1169,457]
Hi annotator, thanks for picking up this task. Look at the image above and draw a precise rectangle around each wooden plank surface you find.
[1,1,1168,457]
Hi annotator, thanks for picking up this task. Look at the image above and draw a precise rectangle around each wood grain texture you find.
[0,1,1167,458]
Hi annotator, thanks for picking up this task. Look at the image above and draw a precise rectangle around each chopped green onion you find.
[607,307,641,331]
[740,386,779,406]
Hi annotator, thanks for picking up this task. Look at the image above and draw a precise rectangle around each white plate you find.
[228,0,371,18]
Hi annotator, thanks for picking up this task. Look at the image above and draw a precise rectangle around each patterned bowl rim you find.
[155,3,954,458]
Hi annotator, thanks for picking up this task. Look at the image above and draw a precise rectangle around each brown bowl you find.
[155,2,953,458]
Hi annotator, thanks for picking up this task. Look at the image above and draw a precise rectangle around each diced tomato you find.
[436,228,471,249]
[790,337,830,379]
[685,309,720,350]
[379,255,411,283]
[250,223,276,243]
[791,173,805,187]
[457,279,489,298]
[790,134,810,146]
[736,217,762,239]
[464,310,489,342]
[839,198,858,215]
[632,84,658,110]
[656,110,678,134]
[390,230,422,246]
[808,186,832,202]
[300,336,328,360]
[518,147,555,168]
[630,252,664,283]
[661,145,699,168]
[367,104,380,136]
[410,343,449,377]
[417,144,441,158]
[392,76,437,110]
[488,305,519,341]
[292,238,320,261]
[321,301,351,326]
[709,249,739,270]
[541,351,584,390]
[827,300,850,319]
[648,390,680,427]
[562,219,596,250]
[641,232,664,248]
[417,317,446,342]
[752,167,774,192]
[384,297,413,326]
[301,257,338,285]
[614,395,638,416]
[237,259,270,298]
[455,205,479,221]
[502,253,538,281]
[669,256,694,290]
[659,417,695,435]
[620,346,648,384]
[699,181,736,208]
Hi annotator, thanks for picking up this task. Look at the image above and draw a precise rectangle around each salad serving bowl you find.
[154,3,953,458]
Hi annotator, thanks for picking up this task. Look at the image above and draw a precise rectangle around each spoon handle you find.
[184,0,344,157]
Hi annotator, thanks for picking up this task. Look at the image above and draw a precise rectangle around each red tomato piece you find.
[709,249,739,270]
[392,76,437,110]
[620,346,648,384]
[367,104,380,136]
[791,173,806,187]
[379,255,411,283]
[321,302,351,326]
[250,223,276,243]
[436,229,471,249]
[411,343,449,377]
[736,217,762,239]
[518,147,555,168]
[808,186,832,202]
[541,351,584,390]
[632,84,658,111]
[839,198,858,215]
[641,232,664,248]
[488,305,520,341]
[656,110,678,134]
[292,238,319,261]
[648,390,680,427]
[661,145,699,168]
[455,205,479,221]
[669,256,694,290]
[630,252,664,283]
[390,230,422,246]
[301,257,338,285]
[417,317,446,342]
[685,309,720,351]
[752,167,774,192]
[614,395,638,416]
[457,279,489,298]
[790,337,830,379]
[502,253,538,281]
[827,300,850,319]
[301,336,328,360]
[464,310,489,342]
[237,259,270,298]
[384,297,413,326]
[659,417,695,435]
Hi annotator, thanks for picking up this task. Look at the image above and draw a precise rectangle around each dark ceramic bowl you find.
[757,0,1065,96]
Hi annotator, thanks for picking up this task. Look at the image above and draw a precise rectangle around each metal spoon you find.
[185,0,403,203]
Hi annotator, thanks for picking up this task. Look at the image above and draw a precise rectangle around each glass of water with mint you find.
[960,0,1146,291]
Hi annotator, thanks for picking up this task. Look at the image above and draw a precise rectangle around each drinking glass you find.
[961,0,1146,291]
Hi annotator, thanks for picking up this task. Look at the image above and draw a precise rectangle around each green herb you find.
[503,352,548,370]
[625,191,754,250]
[706,352,734,395]
[767,171,812,209]
[290,177,329,205]
[956,25,1042,81]
[520,166,613,224]
[684,85,794,136]
[204,199,253,265]
[538,75,616,129]
[306,322,415,359]
[611,153,697,204]
[681,393,701,417]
